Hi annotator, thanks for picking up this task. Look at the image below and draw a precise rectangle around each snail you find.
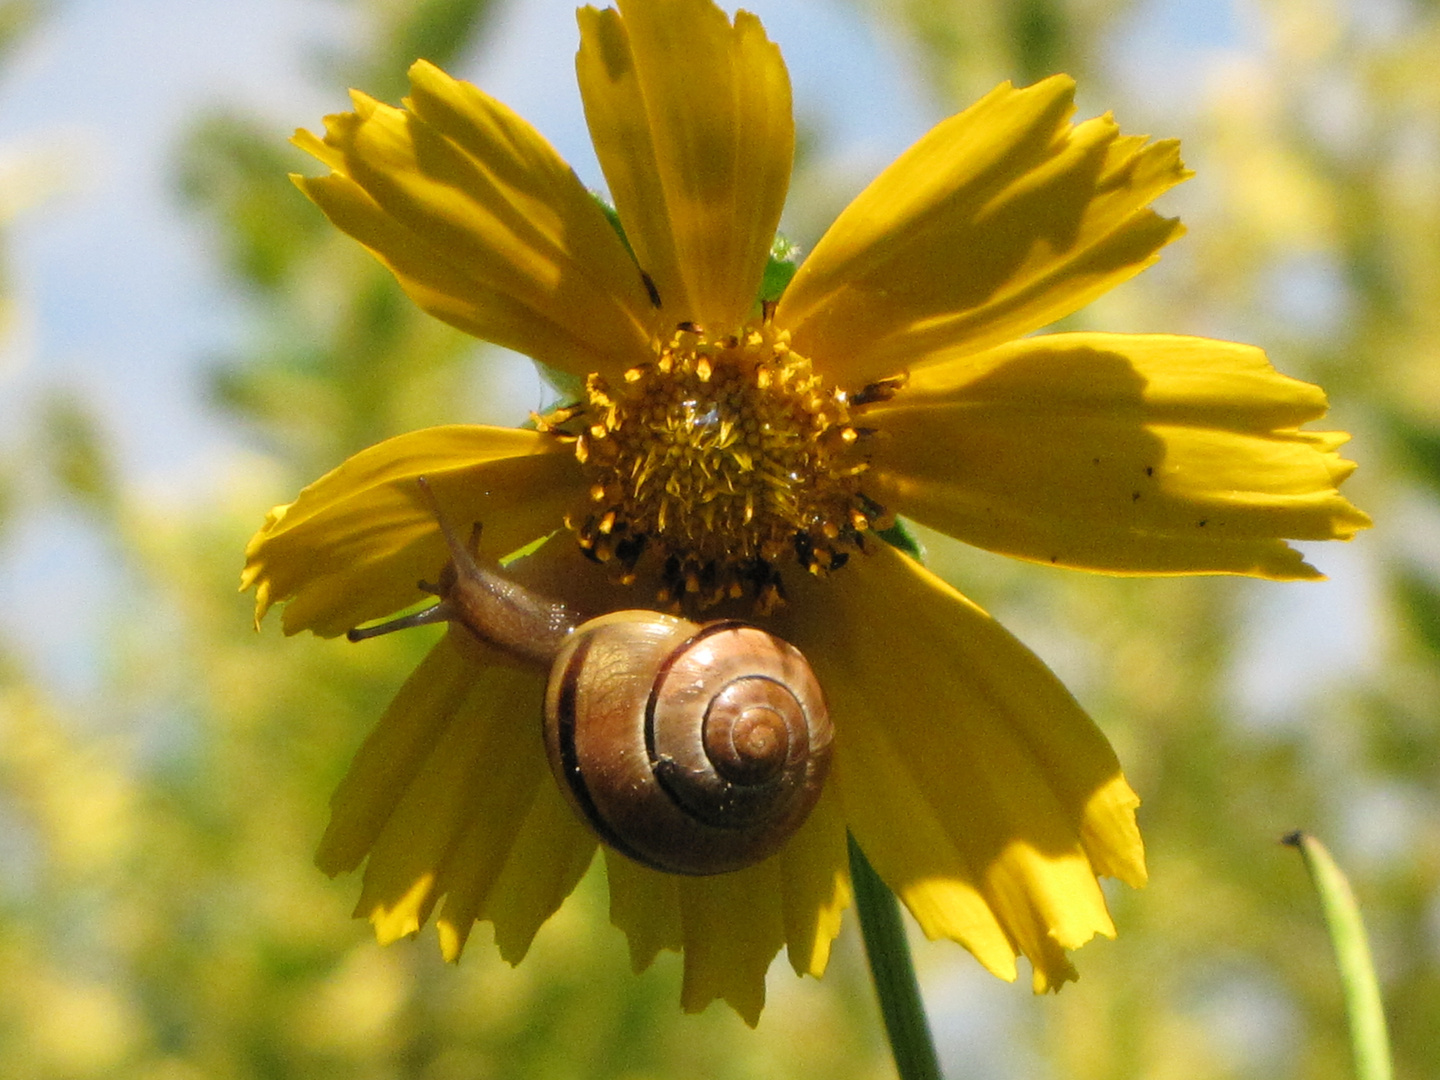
[347,478,833,876]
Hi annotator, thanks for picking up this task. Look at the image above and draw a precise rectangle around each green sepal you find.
[876,518,925,563]
[533,361,585,407]
[500,530,560,568]
[760,235,802,303]
[591,192,636,263]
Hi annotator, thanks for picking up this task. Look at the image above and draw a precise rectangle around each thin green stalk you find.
[1283,831,1393,1080]
[848,833,944,1080]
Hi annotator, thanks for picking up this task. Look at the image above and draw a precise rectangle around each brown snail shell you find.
[544,611,832,876]
[347,478,833,877]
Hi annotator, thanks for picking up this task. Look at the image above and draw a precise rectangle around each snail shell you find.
[544,611,832,876]
[348,478,833,876]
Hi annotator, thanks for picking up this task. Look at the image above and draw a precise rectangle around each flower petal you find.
[322,630,597,961]
[438,757,598,964]
[863,333,1372,577]
[676,861,785,1024]
[604,848,682,972]
[776,786,851,979]
[601,785,849,1025]
[294,60,655,378]
[577,0,793,332]
[243,426,582,638]
[777,76,1189,387]
[778,543,1144,992]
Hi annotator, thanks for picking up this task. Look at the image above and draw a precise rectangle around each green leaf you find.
[1389,411,1440,493]
[1393,567,1440,656]
[365,0,499,100]
[177,114,325,289]
[0,1,43,66]
[40,392,115,512]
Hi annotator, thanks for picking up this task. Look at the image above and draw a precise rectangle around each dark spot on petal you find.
[1145,466,1154,477]
[641,270,661,308]
[851,375,908,407]
[1132,491,1141,501]
[1198,519,1208,527]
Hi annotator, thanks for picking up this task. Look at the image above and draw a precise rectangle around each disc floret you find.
[554,319,884,611]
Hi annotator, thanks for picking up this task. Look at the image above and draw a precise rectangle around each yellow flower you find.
[243,0,1369,1024]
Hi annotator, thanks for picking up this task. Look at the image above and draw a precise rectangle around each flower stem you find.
[848,833,944,1080]
[1283,831,1393,1080]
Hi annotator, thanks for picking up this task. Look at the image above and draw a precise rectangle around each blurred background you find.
[0,0,1432,1076]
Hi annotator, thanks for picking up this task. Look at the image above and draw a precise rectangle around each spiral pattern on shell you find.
[542,611,833,876]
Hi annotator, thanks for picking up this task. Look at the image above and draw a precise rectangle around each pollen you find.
[551,321,884,611]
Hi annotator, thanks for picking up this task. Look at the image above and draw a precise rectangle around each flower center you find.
[549,319,887,612]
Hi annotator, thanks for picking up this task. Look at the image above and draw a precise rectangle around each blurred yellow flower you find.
[243,0,1369,1024]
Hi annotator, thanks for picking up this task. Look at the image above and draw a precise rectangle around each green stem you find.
[1283,831,1393,1080]
[848,833,944,1080]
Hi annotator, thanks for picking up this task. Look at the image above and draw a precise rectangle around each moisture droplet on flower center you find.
[551,319,889,611]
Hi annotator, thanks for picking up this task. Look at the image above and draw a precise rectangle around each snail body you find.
[348,479,833,876]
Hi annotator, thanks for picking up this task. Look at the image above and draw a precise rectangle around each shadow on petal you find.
[294,61,656,378]
[322,629,596,963]
[599,784,850,1026]
[780,77,1188,385]
[244,427,581,637]
[778,543,1143,990]
[866,333,1369,578]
